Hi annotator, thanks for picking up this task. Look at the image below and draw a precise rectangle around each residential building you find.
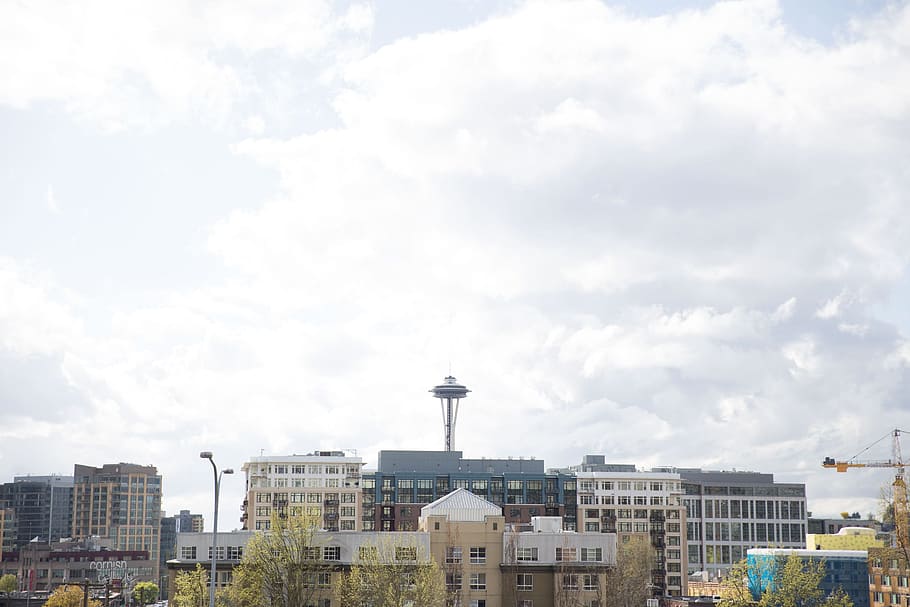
[568,457,688,596]
[807,526,884,551]
[240,451,365,532]
[0,475,73,548]
[748,548,869,607]
[166,529,431,604]
[174,509,204,533]
[676,469,807,580]
[868,547,910,607]
[14,537,155,593]
[72,463,162,582]
[0,507,14,553]
[420,488,616,607]
[365,450,577,532]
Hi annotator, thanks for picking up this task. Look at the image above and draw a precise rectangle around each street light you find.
[200,451,233,607]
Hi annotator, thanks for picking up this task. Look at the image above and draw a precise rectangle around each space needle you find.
[430,376,470,451]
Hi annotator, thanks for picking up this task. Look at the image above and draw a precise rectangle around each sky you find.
[2,0,910,531]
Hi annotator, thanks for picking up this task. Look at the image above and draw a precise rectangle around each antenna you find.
[430,376,470,451]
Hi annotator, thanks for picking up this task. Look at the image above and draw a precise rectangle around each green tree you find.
[173,563,209,607]
[0,574,16,593]
[718,554,854,607]
[604,536,655,607]
[223,512,331,607]
[133,581,160,605]
[44,585,101,607]
[337,537,445,607]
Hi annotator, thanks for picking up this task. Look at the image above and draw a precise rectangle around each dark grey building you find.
[363,450,577,531]
[0,475,73,548]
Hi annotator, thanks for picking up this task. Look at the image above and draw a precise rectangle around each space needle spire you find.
[430,376,470,451]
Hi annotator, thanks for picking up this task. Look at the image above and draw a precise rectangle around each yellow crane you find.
[822,428,909,550]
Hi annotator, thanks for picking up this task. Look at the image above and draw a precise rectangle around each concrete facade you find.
[241,451,364,532]
[571,463,688,596]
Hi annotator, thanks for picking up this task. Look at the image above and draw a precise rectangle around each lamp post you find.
[200,451,233,607]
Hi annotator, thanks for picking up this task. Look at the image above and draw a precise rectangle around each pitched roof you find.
[421,488,502,522]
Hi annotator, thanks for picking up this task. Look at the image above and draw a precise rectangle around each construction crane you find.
[822,428,909,551]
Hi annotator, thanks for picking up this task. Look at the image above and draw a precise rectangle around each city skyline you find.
[3,0,910,531]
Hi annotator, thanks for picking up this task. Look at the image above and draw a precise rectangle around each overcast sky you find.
[3,0,910,531]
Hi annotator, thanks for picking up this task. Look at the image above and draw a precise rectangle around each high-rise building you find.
[365,450,577,532]
[0,507,14,553]
[0,475,73,547]
[241,451,365,532]
[565,456,688,596]
[72,463,162,581]
[174,509,204,533]
[160,514,177,599]
[676,468,807,580]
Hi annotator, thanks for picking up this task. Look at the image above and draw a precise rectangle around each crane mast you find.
[822,428,908,551]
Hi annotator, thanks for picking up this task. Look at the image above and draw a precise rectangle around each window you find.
[340,520,355,530]
[180,546,196,559]
[227,546,243,560]
[470,573,486,590]
[396,546,417,561]
[470,602,486,607]
[517,547,538,562]
[342,493,357,503]
[556,547,577,562]
[470,547,486,564]
[208,546,225,559]
[581,548,602,562]
[318,572,332,587]
[359,546,377,560]
[583,574,598,591]
[883,575,892,586]
[446,573,462,590]
[446,546,463,564]
[562,574,578,590]
[517,573,533,591]
[323,546,340,561]
[519,601,532,607]
[585,522,599,531]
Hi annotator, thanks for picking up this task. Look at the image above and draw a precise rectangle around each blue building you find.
[747,548,869,607]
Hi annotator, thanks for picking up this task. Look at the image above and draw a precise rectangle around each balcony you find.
[324,499,340,506]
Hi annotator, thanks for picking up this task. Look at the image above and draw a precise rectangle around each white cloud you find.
[3,0,910,523]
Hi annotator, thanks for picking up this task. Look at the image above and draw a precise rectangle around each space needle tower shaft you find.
[430,376,470,451]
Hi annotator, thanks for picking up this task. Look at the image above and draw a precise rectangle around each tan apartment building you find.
[241,451,365,532]
[869,547,910,607]
[72,463,162,582]
[565,459,688,596]
[420,488,617,607]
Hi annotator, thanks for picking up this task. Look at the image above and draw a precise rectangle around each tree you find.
[173,563,209,607]
[337,536,445,607]
[0,574,16,594]
[133,581,160,605]
[718,554,854,607]
[223,512,331,607]
[604,536,654,607]
[44,585,101,607]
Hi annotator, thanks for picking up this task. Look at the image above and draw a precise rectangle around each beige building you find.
[421,488,617,607]
[807,526,884,551]
[573,467,688,596]
[72,463,162,582]
[241,451,365,532]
